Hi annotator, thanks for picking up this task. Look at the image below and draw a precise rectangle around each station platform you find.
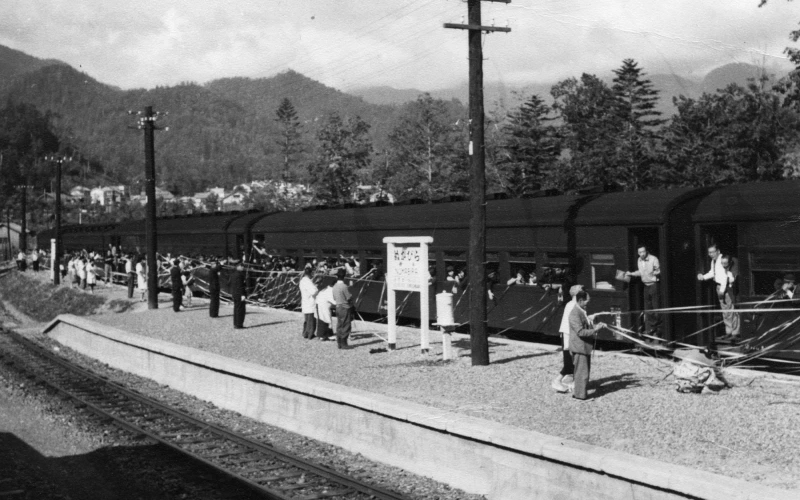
[42,299,799,500]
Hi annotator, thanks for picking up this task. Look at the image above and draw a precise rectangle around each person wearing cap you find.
[208,262,221,318]
[568,291,606,400]
[332,268,354,349]
[625,244,662,338]
[228,261,247,329]
[170,259,183,312]
[697,243,740,343]
[553,284,584,393]
[299,267,319,339]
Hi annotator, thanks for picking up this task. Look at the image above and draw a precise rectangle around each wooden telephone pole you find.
[131,107,167,310]
[445,0,510,366]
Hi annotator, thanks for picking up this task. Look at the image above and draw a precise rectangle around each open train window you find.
[540,251,574,288]
[750,251,800,295]
[590,253,616,291]
[358,249,383,281]
[508,251,537,285]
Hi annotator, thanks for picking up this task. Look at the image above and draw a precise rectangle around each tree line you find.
[2,57,800,232]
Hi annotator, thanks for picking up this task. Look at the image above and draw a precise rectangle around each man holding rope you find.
[569,291,606,401]
[697,244,739,344]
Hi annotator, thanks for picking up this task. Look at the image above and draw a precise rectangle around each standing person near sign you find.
[625,245,662,339]
[332,268,354,349]
[170,259,182,312]
[208,262,221,318]
[314,285,336,341]
[299,267,318,339]
[569,291,606,401]
[228,261,247,329]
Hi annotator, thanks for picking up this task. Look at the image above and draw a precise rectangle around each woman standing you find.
[136,258,147,302]
[86,259,98,293]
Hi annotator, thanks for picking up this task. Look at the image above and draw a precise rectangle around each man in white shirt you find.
[298,267,318,339]
[553,284,584,393]
[626,245,662,338]
[697,244,740,343]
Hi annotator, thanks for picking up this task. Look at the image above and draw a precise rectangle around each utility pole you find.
[14,183,34,252]
[445,0,510,366]
[130,107,168,310]
[45,154,71,285]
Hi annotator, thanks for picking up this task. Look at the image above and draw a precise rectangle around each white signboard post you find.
[383,236,433,352]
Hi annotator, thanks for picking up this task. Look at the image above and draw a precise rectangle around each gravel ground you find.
[87,297,800,492]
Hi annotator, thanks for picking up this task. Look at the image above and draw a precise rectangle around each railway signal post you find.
[131,107,167,310]
[445,0,510,366]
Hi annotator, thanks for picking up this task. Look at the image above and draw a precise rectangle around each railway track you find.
[0,330,413,500]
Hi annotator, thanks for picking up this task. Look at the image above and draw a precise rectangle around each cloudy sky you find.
[2,0,798,92]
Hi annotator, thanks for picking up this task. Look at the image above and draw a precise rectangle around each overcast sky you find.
[2,0,798,93]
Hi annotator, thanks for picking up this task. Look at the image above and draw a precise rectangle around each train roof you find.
[693,181,800,223]
[573,187,711,225]
[226,210,273,234]
[251,195,585,233]
[155,212,243,234]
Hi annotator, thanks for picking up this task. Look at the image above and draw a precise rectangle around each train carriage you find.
[691,181,800,354]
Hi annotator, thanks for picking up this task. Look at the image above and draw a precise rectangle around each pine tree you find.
[274,98,304,182]
[383,94,466,201]
[307,113,373,205]
[497,94,560,195]
[611,59,666,190]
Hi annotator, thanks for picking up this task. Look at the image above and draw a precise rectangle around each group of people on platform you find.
[553,242,751,401]
[300,267,355,349]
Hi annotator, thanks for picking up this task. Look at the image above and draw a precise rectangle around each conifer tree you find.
[611,59,666,190]
[274,98,304,182]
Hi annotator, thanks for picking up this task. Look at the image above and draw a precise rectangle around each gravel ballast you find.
[86,299,800,492]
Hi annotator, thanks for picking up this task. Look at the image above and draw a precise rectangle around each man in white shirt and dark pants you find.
[697,243,739,343]
[626,245,662,339]
[299,267,318,339]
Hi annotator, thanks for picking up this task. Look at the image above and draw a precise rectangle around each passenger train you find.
[38,181,800,359]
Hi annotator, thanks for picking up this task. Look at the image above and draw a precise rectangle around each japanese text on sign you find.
[389,245,424,291]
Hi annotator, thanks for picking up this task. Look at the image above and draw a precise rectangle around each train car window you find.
[750,251,800,295]
[590,253,617,290]
[508,251,537,285]
[541,251,574,289]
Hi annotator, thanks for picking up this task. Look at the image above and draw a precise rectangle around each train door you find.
[696,224,738,345]
[627,227,660,336]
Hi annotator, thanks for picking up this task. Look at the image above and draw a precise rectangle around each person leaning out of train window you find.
[776,273,796,301]
[697,244,740,343]
[445,266,458,293]
[507,268,528,286]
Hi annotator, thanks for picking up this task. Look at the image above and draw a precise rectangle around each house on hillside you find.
[0,221,33,256]
[69,186,91,203]
[90,186,126,207]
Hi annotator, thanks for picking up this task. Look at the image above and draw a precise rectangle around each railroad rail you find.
[0,329,413,500]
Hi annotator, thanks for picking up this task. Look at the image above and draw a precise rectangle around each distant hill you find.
[353,62,782,118]
[0,47,418,195]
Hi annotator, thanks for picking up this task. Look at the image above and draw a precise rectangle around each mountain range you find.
[0,43,779,195]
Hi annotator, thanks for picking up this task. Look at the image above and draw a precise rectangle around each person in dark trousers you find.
[568,291,606,401]
[332,268,354,349]
[625,245,662,338]
[208,262,221,318]
[228,261,246,328]
[126,255,136,299]
[170,259,183,312]
[299,267,318,339]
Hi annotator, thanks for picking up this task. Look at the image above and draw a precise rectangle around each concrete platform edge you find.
[44,314,795,500]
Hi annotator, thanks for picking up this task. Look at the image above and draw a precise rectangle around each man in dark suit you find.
[170,259,182,312]
[228,261,246,328]
[568,291,606,400]
[208,262,221,318]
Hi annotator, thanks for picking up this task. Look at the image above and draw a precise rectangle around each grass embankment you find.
[0,272,131,323]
